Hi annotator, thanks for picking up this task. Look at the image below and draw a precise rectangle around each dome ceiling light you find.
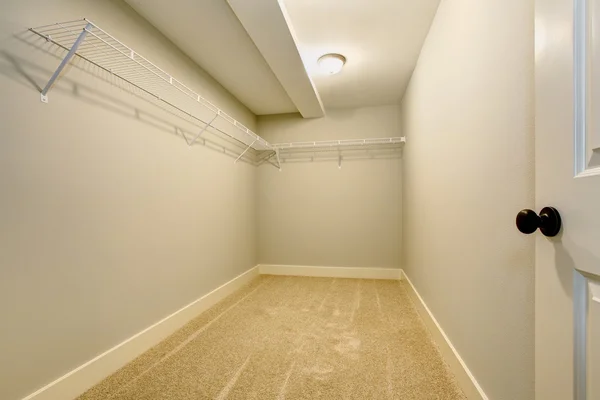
[318,53,346,75]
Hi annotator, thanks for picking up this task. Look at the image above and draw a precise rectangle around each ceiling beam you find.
[227,0,325,118]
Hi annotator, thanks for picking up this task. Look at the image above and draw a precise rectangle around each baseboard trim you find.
[401,270,488,400]
[21,266,260,400]
[258,264,402,280]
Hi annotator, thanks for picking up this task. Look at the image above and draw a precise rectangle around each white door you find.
[536,0,600,398]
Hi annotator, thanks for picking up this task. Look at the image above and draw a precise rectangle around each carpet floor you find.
[77,276,466,400]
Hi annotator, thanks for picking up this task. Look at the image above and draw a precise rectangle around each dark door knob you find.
[516,207,561,237]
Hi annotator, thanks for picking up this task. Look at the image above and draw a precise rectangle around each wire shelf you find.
[29,18,405,167]
[272,137,405,150]
[30,18,271,152]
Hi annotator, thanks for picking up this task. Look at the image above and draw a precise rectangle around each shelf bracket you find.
[234,139,257,164]
[275,148,282,171]
[40,23,92,103]
[184,113,218,146]
[256,150,275,165]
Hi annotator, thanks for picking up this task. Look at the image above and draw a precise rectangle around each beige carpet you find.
[77,276,466,400]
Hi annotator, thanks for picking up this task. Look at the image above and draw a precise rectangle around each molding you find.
[258,264,402,280]
[573,270,590,400]
[21,266,260,400]
[573,0,588,176]
[401,270,488,400]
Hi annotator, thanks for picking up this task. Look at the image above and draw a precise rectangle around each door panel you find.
[536,0,600,398]
[585,276,600,397]
[574,271,600,399]
[577,0,600,175]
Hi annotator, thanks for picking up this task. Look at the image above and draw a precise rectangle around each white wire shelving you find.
[29,18,270,156]
[269,137,405,169]
[30,18,405,169]
[272,137,405,150]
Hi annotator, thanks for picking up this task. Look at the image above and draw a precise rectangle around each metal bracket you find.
[256,150,275,165]
[234,139,257,164]
[275,148,282,171]
[262,152,280,169]
[184,113,218,146]
[40,23,92,103]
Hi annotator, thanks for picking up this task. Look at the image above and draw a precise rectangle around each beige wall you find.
[0,1,257,399]
[400,0,534,399]
[257,105,402,269]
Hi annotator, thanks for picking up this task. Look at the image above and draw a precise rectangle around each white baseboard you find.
[401,270,488,400]
[21,266,484,400]
[21,266,260,400]
[258,264,402,280]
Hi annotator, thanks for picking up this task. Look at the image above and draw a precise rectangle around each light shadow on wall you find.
[1,31,265,166]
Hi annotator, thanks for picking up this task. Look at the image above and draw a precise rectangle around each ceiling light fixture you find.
[318,53,346,75]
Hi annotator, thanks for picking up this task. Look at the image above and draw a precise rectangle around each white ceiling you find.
[125,0,441,115]
[124,0,298,115]
[283,0,441,109]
